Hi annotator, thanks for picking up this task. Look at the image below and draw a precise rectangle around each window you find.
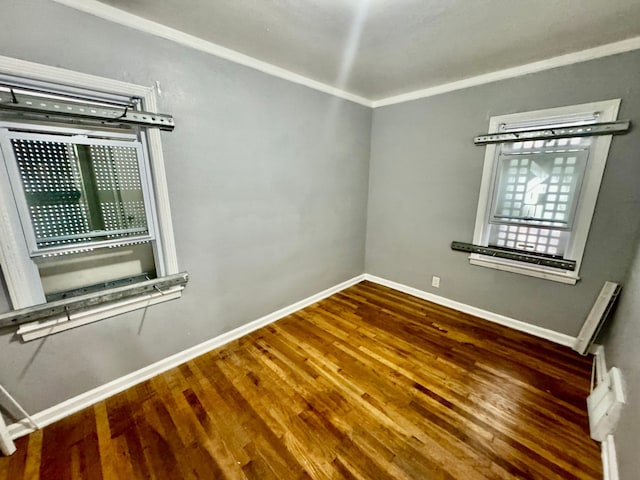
[471,100,620,284]
[0,56,182,340]
[4,129,154,256]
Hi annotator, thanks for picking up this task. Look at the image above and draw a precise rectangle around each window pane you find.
[11,137,150,250]
[490,139,589,230]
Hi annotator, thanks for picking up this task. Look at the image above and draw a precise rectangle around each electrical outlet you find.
[432,276,440,288]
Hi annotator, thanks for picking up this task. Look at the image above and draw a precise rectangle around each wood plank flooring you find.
[0,281,601,479]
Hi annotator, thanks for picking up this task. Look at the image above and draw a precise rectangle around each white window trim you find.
[0,55,180,327]
[471,99,620,284]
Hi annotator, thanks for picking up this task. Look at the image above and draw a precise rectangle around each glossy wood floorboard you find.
[0,281,601,479]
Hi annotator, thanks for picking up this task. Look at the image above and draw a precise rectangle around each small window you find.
[471,100,620,284]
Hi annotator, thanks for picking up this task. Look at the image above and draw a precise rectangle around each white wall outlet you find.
[432,276,440,288]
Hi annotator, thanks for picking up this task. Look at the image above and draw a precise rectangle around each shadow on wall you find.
[0,269,10,314]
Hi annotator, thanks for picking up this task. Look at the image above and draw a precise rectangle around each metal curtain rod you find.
[0,272,188,329]
[450,241,576,271]
[474,121,630,145]
[0,89,175,131]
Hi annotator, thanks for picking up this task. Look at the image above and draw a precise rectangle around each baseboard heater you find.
[573,282,621,355]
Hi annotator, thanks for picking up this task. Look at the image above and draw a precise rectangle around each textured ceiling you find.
[98,0,640,100]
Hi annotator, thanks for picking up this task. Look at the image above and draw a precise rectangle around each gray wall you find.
[600,236,640,480]
[0,0,371,414]
[366,50,640,335]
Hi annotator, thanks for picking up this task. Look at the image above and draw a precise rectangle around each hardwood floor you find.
[0,281,601,479]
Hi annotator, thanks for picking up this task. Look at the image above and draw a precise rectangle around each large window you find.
[0,56,182,340]
[471,100,620,284]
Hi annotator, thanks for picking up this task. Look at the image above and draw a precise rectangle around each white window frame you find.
[471,99,620,284]
[0,55,180,330]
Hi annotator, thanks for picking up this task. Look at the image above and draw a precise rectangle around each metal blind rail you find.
[451,241,576,271]
[474,121,630,145]
[0,272,188,328]
[0,90,175,131]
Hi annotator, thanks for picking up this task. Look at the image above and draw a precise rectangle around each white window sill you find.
[16,286,184,341]
[469,254,579,285]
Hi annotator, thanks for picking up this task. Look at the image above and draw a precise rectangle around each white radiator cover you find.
[587,367,625,442]
[574,282,621,355]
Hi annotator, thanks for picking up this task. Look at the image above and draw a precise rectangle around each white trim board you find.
[50,0,371,108]
[372,37,640,107]
[50,0,640,108]
[6,274,365,440]
[363,274,576,347]
[591,345,621,480]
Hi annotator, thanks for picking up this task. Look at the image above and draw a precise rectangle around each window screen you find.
[3,131,154,255]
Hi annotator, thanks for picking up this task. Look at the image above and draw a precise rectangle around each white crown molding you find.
[372,36,640,108]
[7,274,366,440]
[50,0,372,108]
[0,54,151,98]
[49,1,640,110]
[363,274,576,347]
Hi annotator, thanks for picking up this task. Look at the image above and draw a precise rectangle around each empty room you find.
[0,0,639,479]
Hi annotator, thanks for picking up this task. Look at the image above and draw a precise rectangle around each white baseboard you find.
[363,274,576,347]
[591,345,621,480]
[7,274,365,440]
[602,434,620,480]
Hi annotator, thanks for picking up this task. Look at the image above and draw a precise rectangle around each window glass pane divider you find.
[490,218,571,229]
[7,130,139,148]
[29,235,153,257]
[134,140,159,254]
[35,228,150,244]
[0,121,138,140]
[137,129,165,276]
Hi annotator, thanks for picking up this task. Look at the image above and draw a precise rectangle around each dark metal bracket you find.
[451,241,576,271]
[474,121,630,145]
[0,272,188,329]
